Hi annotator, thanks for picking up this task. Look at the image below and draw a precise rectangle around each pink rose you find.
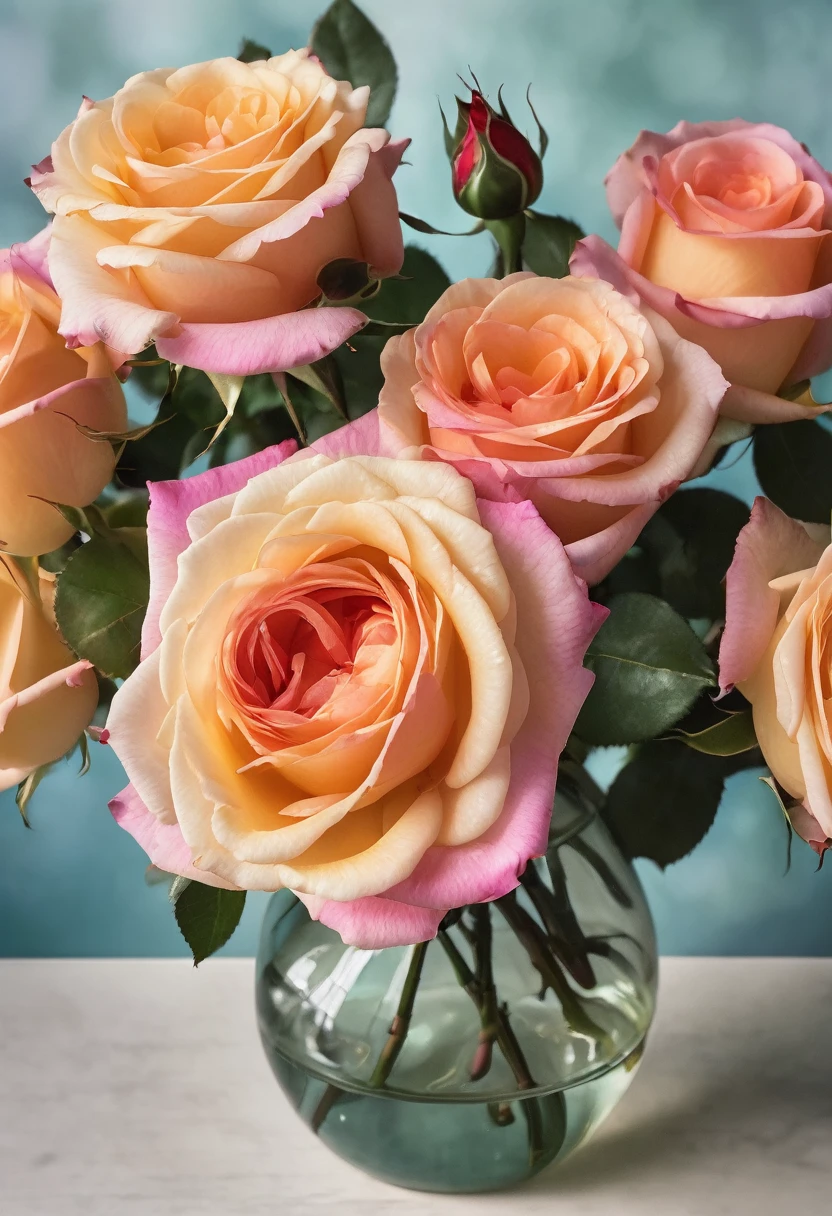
[574,119,832,422]
[720,498,832,853]
[29,52,406,375]
[376,273,726,585]
[106,415,604,948]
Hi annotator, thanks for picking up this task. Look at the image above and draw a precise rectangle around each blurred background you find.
[1,0,830,957]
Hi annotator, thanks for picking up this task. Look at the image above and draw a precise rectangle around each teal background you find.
[1,0,831,956]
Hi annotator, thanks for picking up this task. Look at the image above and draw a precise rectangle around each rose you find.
[0,561,97,791]
[720,497,832,853]
[573,119,832,423]
[0,228,126,557]
[29,52,406,376]
[376,273,727,585]
[451,90,543,220]
[106,416,603,947]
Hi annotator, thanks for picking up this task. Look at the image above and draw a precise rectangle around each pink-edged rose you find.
[575,119,832,423]
[376,273,726,585]
[0,228,126,556]
[720,497,832,854]
[106,417,604,948]
[29,52,406,375]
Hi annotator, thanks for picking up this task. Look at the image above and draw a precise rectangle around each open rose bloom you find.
[378,273,727,584]
[107,432,603,947]
[720,498,832,853]
[0,562,96,791]
[573,119,832,422]
[0,228,126,556]
[29,52,405,375]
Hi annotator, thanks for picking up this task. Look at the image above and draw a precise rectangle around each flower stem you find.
[485,213,526,276]
[369,941,428,1089]
[496,891,613,1052]
[469,905,498,1081]
[309,1082,340,1134]
[567,835,635,909]
[438,922,546,1167]
[521,863,597,990]
[438,925,536,1090]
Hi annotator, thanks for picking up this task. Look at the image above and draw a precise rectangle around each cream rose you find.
[107,421,602,948]
[574,119,832,423]
[29,52,406,375]
[0,561,97,791]
[377,273,726,584]
[0,229,126,556]
[720,498,832,851]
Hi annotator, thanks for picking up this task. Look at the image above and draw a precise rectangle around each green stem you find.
[485,213,526,276]
[469,905,499,1081]
[438,923,546,1168]
[496,891,613,1052]
[438,927,536,1090]
[309,1082,340,1134]
[567,835,634,909]
[369,941,428,1089]
[521,863,597,990]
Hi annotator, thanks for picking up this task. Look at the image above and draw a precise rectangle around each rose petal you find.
[719,497,828,693]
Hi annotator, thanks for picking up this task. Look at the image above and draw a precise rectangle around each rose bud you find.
[451,90,543,220]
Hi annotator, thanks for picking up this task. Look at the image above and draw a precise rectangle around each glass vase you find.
[255,776,657,1194]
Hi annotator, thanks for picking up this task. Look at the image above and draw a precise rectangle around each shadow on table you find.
[527,979,832,1196]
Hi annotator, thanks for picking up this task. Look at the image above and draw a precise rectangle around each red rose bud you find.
[451,90,544,220]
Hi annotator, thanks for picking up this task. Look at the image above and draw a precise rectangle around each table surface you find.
[1,958,829,1215]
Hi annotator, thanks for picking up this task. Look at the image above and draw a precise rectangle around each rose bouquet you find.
[6,0,832,1193]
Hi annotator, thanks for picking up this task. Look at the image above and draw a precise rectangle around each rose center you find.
[460,320,591,417]
[227,590,394,720]
[693,160,773,211]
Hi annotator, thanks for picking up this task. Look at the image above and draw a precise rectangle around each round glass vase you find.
[255,779,657,1194]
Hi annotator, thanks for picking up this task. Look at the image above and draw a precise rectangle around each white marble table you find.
[0,958,829,1214]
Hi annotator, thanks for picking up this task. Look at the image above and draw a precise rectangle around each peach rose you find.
[107,416,603,947]
[573,119,832,423]
[720,497,832,852]
[0,561,97,791]
[376,273,727,584]
[29,52,406,375]
[0,228,126,556]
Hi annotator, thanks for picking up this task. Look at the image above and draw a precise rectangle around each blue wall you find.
[1,0,831,956]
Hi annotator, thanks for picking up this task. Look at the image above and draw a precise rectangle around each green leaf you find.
[54,530,150,679]
[753,419,832,523]
[173,882,246,966]
[604,740,727,867]
[204,372,245,448]
[311,0,397,128]
[118,365,224,487]
[102,489,149,530]
[238,38,271,62]
[289,356,348,419]
[525,86,549,159]
[639,488,751,620]
[15,763,53,826]
[576,592,716,746]
[169,875,192,904]
[674,709,758,756]
[363,244,451,326]
[317,257,376,302]
[39,536,83,575]
[438,101,457,160]
[399,212,484,237]
[522,212,584,278]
